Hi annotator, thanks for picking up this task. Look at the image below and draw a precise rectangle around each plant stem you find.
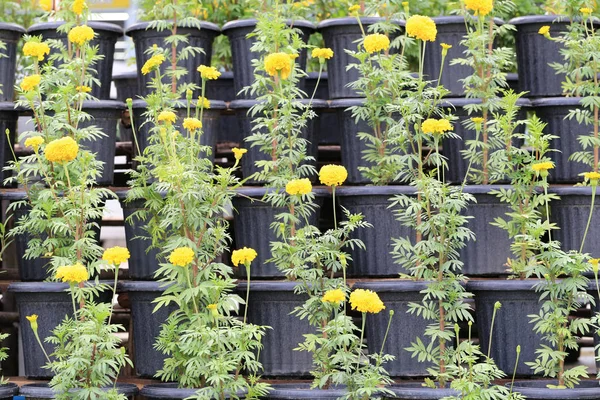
[580,183,596,253]
[487,304,498,359]
[378,311,393,358]
[355,313,367,371]
[332,186,338,230]
[243,264,251,325]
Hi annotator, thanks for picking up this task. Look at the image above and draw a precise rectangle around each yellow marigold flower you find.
[141,54,165,75]
[363,33,390,54]
[207,304,218,310]
[312,47,334,60]
[23,41,50,61]
[406,15,437,42]
[464,0,493,16]
[441,43,452,50]
[232,147,247,161]
[102,246,130,265]
[157,111,176,124]
[322,289,345,304]
[590,258,600,274]
[422,118,452,134]
[581,7,594,14]
[471,117,484,124]
[264,52,293,80]
[44,136,78,163]
[349,289,385,314]
[231,247,258,267]
[169,247,195,266]
[349,4,360,13]
[55,263,88,284]
[40,0,52,11]
[286,178,312,196]
[319,164,348,186]
[538,26,550,36]
[20,74,41,92]
[24,136,44,152]
[72,0,86,15]
[207,303,219,317]
[197,65,221,80]
[183,117,203,132]
[198,96,210,109]
[76,85,92,93]
[531,161,554,172]
[68,25,95,46]
[584,171,600,181]
[26,314,38,331]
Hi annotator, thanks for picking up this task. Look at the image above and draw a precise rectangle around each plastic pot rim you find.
[28,21,124,35]
[126,21,220,36]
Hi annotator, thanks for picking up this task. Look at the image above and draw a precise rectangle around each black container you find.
[318,17,403,99]
[112,70,138,102]
[305,72,341,146]
[549,186,600,256]
[352,281,431,377]
[117,192,162,280]
[19,383,138,399]
[336,186,416,277]
[383,384,459,400]
[231,187,326,278]
[440,97,530,184]
[204,71,241,144]
[266,383,346,399]
[533,97,590,183]
[506,72,519,92]
[131,99,226,163]
[467,279,542,376]
[0,102,18,186]
[127,21,220,98]
[222,19,315,100]
[0,23,25,101]
[118,281,176,378]
[9,282,112,378]
[460,186,513,276]
[0,383,18,400]
[510,380,600,399]
[28,22,123,100]
[510,15,571,98]
[229,99,325,184]
[141,383,245,399]
[239,281,313,377]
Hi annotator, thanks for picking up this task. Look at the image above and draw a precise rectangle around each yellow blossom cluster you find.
[24,136,44,152]
[232,147,247,161]
[56,263,88,284]
[584,171,600,181]
[406,15,437,42]
[198,96,210,109]
[464,0,493,16]
[23,41,50,61]
[72,0,86,15]
[157,111,176,124]
[44,136,79,163]
[231,247,258,267]
[322,289,345,304]
[102,246,131,265]
[264,53,294,80]
[68,25,95,46]
[312,47,334,60]
[349,289,385,314]
[169,247,195,266]
[40,0,52,11]
[141,54,166,75]
[422,118,452,135]
[20,75,41,92]
[198,65,221,80]
[285,178,312,196]
[531,161,554,172]
[183,117,203,132]
[319,164,348,186]
[363,33,390,54]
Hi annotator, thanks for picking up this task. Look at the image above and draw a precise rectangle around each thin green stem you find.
[332,186,338,230]
[580,184,596,253]
[378,311,393,358]
[509,346,521,396]
[488,305,498,359]
[107,263,119,326]
[356,313,367,371]
[244,264,251,325]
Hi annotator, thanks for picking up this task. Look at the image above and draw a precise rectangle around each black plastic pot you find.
[28,22,123,100]
[238,281,314,377]
[318,18,403,99]
[0,23,25,101]
[118,281,176,378]
[510,380,600,399]
[467,279,542,376]
[232,187,326,278]
[305,72,340,145]
[549,186,600,255]
[127,21,220,98]
[19,383,138,399]
[266,383,346,399]
[336,186,415,277]
[0,102,18,186]
[116,192,162,280]
[352,281,431,377]
[440,97,530,184]
[222,19,314,99]
[9,282,112,378]
[460,186,513,276]
[532,97,590,183]
[510,15,572,98]
[112,71,138,102]
[141,383,245,399]
[0,383,18,400]
[229,99,325,184]
[203,71,241,144]
[131,99,226,163]
[383,383,459,399]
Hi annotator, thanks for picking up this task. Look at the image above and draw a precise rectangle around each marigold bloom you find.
[441,43,452,50]
[26,314,38,331]
[102,246,130,265]
[349,289,385,314]
[207,304,218,310]
[76,85,92,93]
[531,161,554,172]
[471,117,484,125]
[231,247,258,267]
[286,178,312,196]
[44,136,78,163]
[141,54,165,75]
[72,0,86,14]
[157,111,176,124]
[40,0,52,11]
[363,33,390,53]
[322,289,345,304]
[68,25,95,46]
[56,263,88,284]
[406,15,437,42]
[422,118,452,134]
[581,7,593,14]
[23,41,50,61]
[464,0,493,16]
[584,171,600,181]
[197,65,221,80]
[198,96,210,109]
[183,117,203,132]
[312,47,334,60]
[25,136,44,152]
[169,247,195,266]
[20,75,41,92]
[319,164,348,186]
[590,258,600,274]
[538,26,550,36]
[349,4,360,13]
[232,147,247,161]
[264,52,293,80]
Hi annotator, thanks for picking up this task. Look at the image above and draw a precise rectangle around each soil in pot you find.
[118,281,177,378]
[467,279,543,376]
[127,21,220,98]
[9,282,112,378]
[19,382,138,399]
[141,383,246,399]
[0,23,25,101]
[336,186,416,277]
[222,19,314,100]
[28,22,123,100]
[0,102,19,186]
[510,380,600,399]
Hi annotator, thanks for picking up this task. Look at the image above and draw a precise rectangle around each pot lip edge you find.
[28,21,124,35]
[126,20,220,35]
